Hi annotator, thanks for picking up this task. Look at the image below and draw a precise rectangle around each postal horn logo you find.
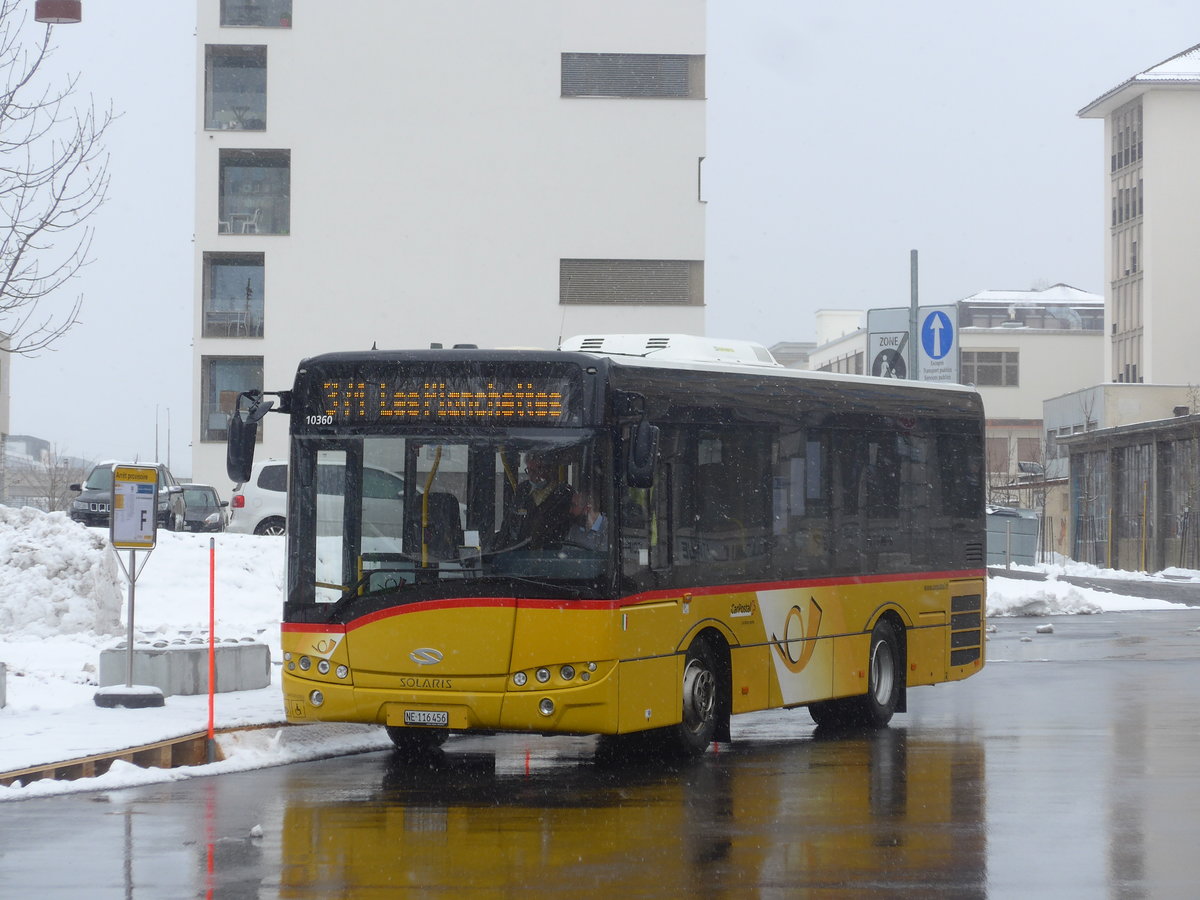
[410,647,444,666]
[771,597,823,674]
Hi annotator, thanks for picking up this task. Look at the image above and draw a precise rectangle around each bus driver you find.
[498,452,574,549]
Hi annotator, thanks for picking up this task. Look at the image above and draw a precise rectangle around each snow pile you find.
[987,576,1104,617]
[0,507,123,636]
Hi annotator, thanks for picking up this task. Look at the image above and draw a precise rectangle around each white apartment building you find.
[1079,42,1200,386]
[193,0,706,489]
[805,285,1105,492]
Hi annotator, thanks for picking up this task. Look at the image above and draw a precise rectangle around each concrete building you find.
[192,0,707,489]
[1052,43,1200,571]
[805,285,1105,499]
[1079,42,1200,386]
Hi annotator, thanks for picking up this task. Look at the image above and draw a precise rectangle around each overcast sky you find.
[7,1,1200,474]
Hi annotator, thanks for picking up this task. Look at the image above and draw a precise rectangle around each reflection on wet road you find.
[3,609,1200,897]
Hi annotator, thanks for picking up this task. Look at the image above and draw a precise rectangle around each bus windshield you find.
[289,430,612,610]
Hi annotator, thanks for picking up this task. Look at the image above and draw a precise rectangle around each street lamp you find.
[34,0,82,24]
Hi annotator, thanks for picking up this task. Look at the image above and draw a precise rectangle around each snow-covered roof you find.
[1079,42,1200,118]
[960,284,1102,306]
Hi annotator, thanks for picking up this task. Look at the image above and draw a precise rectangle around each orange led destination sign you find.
[318,376,573,424]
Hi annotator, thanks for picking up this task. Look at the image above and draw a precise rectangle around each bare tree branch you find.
[0,0,112,356]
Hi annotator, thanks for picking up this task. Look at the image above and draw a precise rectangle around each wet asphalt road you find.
[3,609,1200,898]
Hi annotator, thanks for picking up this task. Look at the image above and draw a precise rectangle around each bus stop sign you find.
[110,464,159,550]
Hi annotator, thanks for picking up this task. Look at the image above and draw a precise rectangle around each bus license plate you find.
[404,710,448,727]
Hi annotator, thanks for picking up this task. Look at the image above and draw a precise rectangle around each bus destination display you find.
[319,375,575,423]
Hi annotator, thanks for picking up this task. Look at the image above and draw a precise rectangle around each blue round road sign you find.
[921,310,954,361]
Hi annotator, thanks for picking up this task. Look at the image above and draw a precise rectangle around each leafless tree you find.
[0,1,112,355]
[5,443,91,510]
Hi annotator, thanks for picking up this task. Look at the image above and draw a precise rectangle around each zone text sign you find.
[111,465,158,550]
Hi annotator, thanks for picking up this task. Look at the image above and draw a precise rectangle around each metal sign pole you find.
[125,548,136,688]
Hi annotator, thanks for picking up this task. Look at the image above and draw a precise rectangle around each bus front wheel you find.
[809,618,903,729]
[668,639,719,757]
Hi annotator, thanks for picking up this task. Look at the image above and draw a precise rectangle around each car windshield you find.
[183,488,216,506]
[82,466,113,491]
[290,432,611,608]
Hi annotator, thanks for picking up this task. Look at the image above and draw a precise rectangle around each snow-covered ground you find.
[2,506,1196,802]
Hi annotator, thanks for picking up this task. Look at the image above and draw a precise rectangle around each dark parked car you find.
[180,483,229,532]
[69,461,187,531]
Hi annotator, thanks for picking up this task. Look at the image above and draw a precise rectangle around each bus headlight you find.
[309,690,324,707]
[316,659,330,675]
[335,665,349,679]
[298,656,312,671]
[513,671,528,686]
[535,667,551,683]
[538,698,555,717]
[559,665,575,681]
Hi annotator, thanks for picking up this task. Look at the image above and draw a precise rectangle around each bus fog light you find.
[513,671,528,686]
[317,659,330,675]
[309,690,324,707]
[538,698,555,716]
[298,656,312,671]
[535,667,551,683]
[559,665,575,681]
[335,665,349,679]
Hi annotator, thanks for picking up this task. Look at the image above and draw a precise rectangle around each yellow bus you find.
[227,334,986,757]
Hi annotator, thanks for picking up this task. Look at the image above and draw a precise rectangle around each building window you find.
[221,0,291,28]
[986,437,1010,474]
[205,45,266,131]
[962,350,1018,387]
[202,356,263,442]
[218,149,290,235]
[562,53,705,99]
[203,253,264,337]
[560,259,703,305]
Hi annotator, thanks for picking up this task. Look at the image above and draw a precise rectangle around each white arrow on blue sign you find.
[921,310,954,361]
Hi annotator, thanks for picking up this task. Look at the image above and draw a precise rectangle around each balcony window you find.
[202,356,263,442]
[221,0,291,28]
[205,45,266,131]
[219,149,290,235]
[203,252,264,337]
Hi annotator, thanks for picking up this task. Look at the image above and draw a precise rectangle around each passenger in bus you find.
[498,452,574,549]
[566,490,607,550]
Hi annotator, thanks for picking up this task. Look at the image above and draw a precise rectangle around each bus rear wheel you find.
[808,618,903,729]
[666,639,719,757]
[385,725,448,755]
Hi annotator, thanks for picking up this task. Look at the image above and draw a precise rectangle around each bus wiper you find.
[332,570,408,607]
[477,573,582,597]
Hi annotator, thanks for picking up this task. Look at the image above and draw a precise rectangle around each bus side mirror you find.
[626,419,659,488]
[227,392,274,484]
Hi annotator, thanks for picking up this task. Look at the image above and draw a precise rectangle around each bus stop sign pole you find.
[94,464,166,709]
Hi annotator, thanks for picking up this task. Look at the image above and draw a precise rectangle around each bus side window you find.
[620,485,651,579]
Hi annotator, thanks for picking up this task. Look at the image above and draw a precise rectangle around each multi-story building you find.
[193,0,707,489]
[1078,42,1200,385]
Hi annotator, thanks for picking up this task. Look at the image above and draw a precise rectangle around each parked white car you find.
[226,458,410,538]
[226,459,288,535]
